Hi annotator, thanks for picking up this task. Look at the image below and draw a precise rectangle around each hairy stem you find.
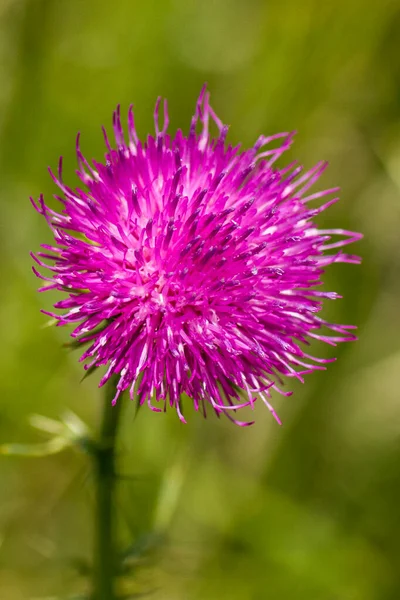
[93,376,122,600]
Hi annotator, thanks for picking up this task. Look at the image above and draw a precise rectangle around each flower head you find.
[31,88,361,425]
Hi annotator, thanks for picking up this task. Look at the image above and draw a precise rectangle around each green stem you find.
[93,375,123,600]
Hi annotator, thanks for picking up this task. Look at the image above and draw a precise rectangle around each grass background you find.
[0,0,399,598]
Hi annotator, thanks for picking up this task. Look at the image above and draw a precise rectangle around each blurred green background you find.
[1,0,399,598]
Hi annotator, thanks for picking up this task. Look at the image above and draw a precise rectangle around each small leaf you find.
[61,409,91,438]
[29,414,66,435]
[0,436,70,457]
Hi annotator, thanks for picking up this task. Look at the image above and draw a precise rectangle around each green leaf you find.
[60,409,91,438]
[29,414,66,435]
[0,436,71,457]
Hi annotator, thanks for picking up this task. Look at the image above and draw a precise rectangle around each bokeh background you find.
[1,0,399,598]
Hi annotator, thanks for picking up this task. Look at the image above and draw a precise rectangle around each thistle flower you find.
[31,88,361,425]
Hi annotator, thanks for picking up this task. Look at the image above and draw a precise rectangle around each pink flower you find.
[31,88,361,425]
